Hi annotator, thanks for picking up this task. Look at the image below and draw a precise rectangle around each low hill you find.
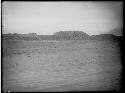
[53,31,89,40]
[2,31,90,40]
[88,34,123,42]
[106,28,123,36]
[2,31,123,42]
[2,33,40,40]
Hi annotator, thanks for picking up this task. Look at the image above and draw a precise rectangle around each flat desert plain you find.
[2,40,122,92]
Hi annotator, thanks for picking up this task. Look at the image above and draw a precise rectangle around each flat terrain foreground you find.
[2,40,122,92]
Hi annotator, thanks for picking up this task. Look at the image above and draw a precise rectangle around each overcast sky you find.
[2,1,123,35]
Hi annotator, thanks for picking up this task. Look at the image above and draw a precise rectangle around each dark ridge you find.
[2,31,123,42]
[106,28,123,37]
[89,34,123,42]
[53,31,89,40]
[2,31,89,40]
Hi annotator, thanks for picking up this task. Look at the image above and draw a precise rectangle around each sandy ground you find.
[2,40,122,92]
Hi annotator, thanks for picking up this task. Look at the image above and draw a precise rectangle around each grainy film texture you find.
[2,1,123,92]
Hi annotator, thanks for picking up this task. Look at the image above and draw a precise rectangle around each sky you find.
[2,1,123,35]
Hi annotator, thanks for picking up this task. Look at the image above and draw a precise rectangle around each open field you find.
[2,40,122,92]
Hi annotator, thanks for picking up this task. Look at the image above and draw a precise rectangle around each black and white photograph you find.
[2,1,123,92]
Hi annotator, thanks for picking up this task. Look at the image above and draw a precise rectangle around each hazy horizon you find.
[2,1,123,35]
